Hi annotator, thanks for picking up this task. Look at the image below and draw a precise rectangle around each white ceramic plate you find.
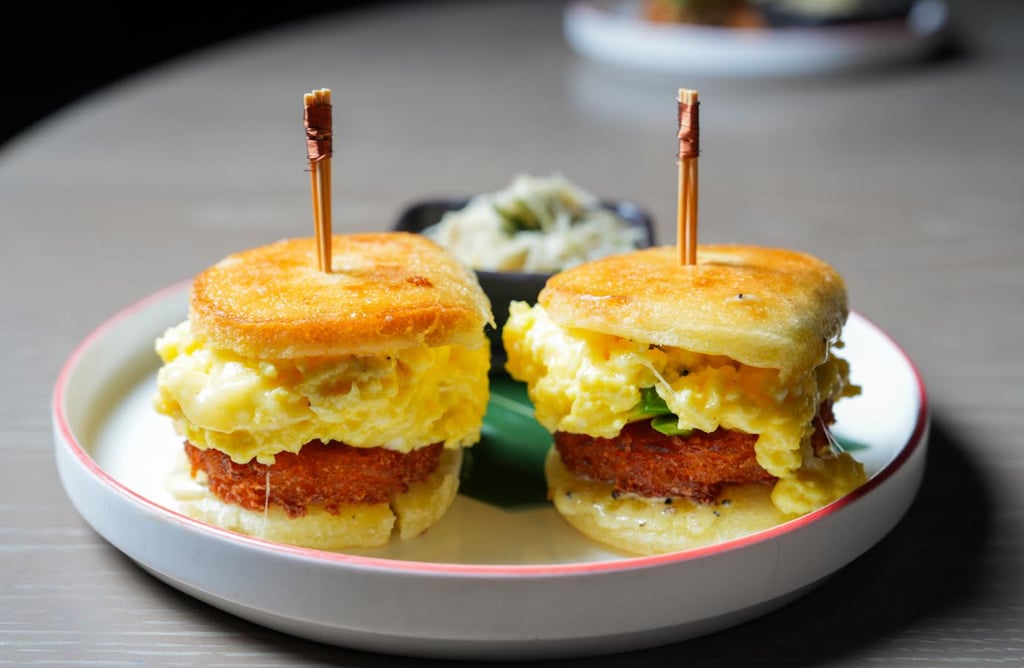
[563,0,951,77]
[52,282,929,660]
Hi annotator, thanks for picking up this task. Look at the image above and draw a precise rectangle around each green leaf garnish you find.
[650,415,693,437]
[629,387,693,436]
[631,386,673,419]
[459,376,551,509]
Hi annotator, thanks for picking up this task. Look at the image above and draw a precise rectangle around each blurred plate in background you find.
[564,0,951,77]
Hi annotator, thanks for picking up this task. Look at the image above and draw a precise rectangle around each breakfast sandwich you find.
[502,244,867,556]
[153,232,493,550]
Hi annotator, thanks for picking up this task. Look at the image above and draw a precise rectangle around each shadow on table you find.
[122,411,994,667]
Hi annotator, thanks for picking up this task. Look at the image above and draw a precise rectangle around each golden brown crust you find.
[538,244,848,377]
[189,233,493,358]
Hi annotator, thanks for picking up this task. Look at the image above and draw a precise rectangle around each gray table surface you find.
[3,0,1022,665]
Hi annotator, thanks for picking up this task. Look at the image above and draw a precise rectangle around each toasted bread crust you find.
[190,233,493,358]
[538,244,848,377]
[545,448,794,556]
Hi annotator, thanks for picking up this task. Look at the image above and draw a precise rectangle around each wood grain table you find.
[2,0,1022,665]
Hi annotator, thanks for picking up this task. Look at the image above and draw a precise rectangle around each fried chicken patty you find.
[184,441,443,518]
[555,405,836,504]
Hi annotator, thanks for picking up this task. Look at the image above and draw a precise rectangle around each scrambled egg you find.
[153,321,489,465]
[503,301,866,515]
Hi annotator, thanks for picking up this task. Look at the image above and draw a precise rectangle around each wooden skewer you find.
[677,88,700,266]
[304,88,333,272]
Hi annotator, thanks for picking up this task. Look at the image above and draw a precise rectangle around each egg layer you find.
[154,321,489,465]
[503,301,865,515]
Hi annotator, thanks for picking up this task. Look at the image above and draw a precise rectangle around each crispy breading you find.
[185,441,443,518]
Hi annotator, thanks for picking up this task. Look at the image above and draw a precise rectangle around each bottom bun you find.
[545,448,797,556]
[166,447,463,551]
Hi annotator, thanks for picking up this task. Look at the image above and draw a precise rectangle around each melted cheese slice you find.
[153,321,489,464]
[503,301,865,515]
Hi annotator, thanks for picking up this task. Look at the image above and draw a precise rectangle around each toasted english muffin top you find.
[538,244,848,377]
[189,233,493,358]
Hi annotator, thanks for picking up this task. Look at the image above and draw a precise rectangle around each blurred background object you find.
[0,0,960,148]
[564,0,953,76]
[642,0,918,26]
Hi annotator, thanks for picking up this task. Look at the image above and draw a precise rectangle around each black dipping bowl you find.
[393,198,656,374]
